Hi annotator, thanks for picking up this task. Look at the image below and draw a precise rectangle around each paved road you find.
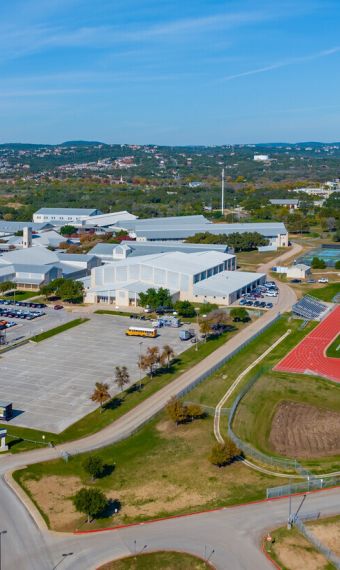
[1,242,330,570]
[1,472,340,570]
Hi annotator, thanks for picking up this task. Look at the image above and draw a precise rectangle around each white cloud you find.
[222,46,340,81]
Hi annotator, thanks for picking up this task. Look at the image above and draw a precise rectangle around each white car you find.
[265,291,278,297]
[318,278,329,283]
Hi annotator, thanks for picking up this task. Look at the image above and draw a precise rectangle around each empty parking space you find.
[0,314,191,433]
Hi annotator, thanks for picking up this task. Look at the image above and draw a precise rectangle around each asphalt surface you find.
[2,242,337,570]
[0,313,189,432]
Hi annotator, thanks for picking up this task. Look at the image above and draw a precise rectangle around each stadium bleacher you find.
[292,295,328,320]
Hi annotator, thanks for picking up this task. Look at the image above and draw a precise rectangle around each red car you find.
[54,304,64,310]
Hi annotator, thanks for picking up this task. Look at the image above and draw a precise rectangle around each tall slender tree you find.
[91,382,111,411]
[161,345,175,368]
[114,366,130,391]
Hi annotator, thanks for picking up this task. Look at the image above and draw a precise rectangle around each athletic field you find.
[274,306,340,383]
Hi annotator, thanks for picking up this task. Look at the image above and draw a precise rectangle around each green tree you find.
[91,382,111,411]
[335,260,340,270]
[114,366,130,391]
[186,231,267,251]
[139,287,173,309]
[230,307,250,322]
[60,225,77,236]
[174,300,196,318]
[40,277,84,303]
[72,488,107,523]
[0,281,17,294]
[311,256,326,269]
[209,439,239,467]
[82,455,105,481]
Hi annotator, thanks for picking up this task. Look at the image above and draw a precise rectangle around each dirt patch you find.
[273,534,329,570]
[269,401,340,458]
[26,475,207,529]
[309,521,340,556]
[26,476,82,531]
[112,480,207,518]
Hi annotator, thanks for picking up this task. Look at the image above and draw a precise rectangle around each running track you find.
[274,305,340,383]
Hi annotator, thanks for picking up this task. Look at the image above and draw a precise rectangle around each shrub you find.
[209,439,239,467]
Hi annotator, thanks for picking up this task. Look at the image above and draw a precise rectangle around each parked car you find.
[307,279,316,283]
[259,302,266,308]
[54,304,64,310]
[318,278,329,283]
[266,303,273,309]
[290,279,301,284]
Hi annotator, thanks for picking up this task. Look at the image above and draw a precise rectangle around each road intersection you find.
[1,242,338,570]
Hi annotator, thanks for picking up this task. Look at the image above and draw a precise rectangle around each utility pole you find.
[221,168,225,216]
[0,531,7,570]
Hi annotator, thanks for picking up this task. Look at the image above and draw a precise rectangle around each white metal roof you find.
[194,271,265,296]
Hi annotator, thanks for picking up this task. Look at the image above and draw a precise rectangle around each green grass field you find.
[310,283,340,302]
[232,373,340,472]
[1,290,38,301]
[98,552,212,570]
[30,318,89,342]
[326,334,340,358]
[186,316,316,409]
[14,413,291,531]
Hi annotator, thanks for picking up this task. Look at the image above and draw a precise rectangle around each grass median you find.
[98,552,213,570]
[30,317,89,342]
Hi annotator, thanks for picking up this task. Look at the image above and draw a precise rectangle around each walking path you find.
[213,329,291,444]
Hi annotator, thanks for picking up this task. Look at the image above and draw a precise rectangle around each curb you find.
[4,468,49,532]
[261,538,281,569]
[73,484,340,535]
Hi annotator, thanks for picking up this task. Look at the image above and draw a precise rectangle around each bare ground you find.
[269,401,340,458]
[308,520,340,557]
[272,534,330,570]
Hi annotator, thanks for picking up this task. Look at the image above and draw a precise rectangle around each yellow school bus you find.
[125,326,158,338]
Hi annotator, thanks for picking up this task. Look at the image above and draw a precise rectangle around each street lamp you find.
[138,341,143,390]
[195,307,200,352]
[0,530,7,570]
[52,552,74,570]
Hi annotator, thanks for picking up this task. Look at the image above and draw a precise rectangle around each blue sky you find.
[1,0,340,144]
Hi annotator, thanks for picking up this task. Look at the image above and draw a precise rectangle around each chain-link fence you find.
[184,400,230,417]
[267,477,340,499]
[295,518,340,569]
[227,369,302,473]
[177,313,281,399]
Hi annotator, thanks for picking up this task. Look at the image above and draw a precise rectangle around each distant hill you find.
[0,140,339,150]
[59,140,109,147]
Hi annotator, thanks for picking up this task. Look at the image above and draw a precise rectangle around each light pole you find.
[0,530,7,570]
[195,307,200,351]
[138,341,143,390]
[52,552,74,570]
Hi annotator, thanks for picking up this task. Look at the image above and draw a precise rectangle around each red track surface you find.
[274,306,340,383]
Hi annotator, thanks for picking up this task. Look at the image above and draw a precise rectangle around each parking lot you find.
[0,313,193,433]
[0,303,76,344]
